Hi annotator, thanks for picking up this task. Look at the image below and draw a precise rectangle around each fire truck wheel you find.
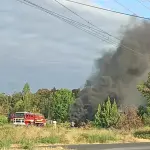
[26,123,31,127]
[37,123,43,127]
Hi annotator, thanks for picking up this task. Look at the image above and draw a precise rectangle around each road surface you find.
[50,143,150,150]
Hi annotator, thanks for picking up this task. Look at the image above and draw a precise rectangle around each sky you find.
[1,0,149,94]
[96,0,150,18]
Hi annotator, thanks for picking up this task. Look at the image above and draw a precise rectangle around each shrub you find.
[134,130,150,139]
[0,115,8,126]
[116,106,143,130]
[137,72,150,126]
[138,105,150,126]
[94,97,120,128]
[142,113,150,125]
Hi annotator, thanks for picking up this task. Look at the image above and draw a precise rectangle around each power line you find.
[53,0,146,57]
[142,0,150,2]
[54,0,116,41]
[61,0,150,20]
[17,0,147,58]
[54,0,124,46]
[16,0,148,58]
[113,0,137,15]
[16,0,119,45]
[17,0,122,48]
[136,0,150,11]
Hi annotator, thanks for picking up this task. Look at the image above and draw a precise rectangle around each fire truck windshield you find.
[15,113,25,118]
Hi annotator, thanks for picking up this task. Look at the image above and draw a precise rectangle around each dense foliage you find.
[0,83,79,122]
[134,130,150,139]
[94,97,120,128]
[116,106,143,130]
[137,72,150,125]
[0,115,8,125]
[1,71,150,126]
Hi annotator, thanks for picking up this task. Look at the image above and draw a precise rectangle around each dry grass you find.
[0,125,150,149]
[10,147,74,150]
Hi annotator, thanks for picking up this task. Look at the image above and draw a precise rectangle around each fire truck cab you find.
[13,112,46,126]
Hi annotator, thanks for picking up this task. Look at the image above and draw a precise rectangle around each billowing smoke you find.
[70,20,150,123]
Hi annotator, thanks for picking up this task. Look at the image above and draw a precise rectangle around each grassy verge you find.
[0,125,150,149]
[133,127,150,139]
[11,147,74,150]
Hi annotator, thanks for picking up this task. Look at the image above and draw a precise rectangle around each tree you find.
[72,89,80,98]
[94,97,120,128]
[35,89,53,118]
[116,106,143,130]
[36,89,52,98]
[11,92,23,110]
[22,83,32,112]
[50,89,75,122]
[84,80,92,87]
[14,100,24,112]
[22,83,30,95]
[110,100,120,126]
[94,104,102,127]
[0,93,10,115]
[137,72,150,104]
[137,72,150,125]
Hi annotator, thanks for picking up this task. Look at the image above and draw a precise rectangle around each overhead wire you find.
[53,0,119,44]
[16,0,123,48]
[16,0,148,58]
[61,0,150,20]
[113,0,137,15]
[53,0,147,57]
[136,0,150,11]
[16,0,119,46]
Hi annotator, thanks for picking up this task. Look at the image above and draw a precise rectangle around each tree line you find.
[1,72,150,128]
[0,83,80,122]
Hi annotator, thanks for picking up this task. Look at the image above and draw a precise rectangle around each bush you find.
[134,130,150,139]
[94,97,120,128]
[0,115,8,126]
[142,113,150,125]
[116,106,143,130]
[138,105,150,126]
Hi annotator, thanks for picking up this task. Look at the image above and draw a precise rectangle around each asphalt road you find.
[50,143,150,150]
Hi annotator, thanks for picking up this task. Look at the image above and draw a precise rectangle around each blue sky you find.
[1,0,143,94]
[96,0,150,18]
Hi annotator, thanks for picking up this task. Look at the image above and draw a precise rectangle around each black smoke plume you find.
[70,20,150,123]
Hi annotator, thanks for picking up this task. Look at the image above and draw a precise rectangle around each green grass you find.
[37,136,61,144]
[78,133,118,143]
[0,138,12,150]
[134,130,150,139]
[19,139,35,150]
[1,124,150,149]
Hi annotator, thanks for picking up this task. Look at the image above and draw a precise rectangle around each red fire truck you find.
[12,112,46,126]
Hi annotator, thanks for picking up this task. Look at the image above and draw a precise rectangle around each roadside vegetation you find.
[1,72,150,149]
[10,147,73,150]
[0,124,150,150]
